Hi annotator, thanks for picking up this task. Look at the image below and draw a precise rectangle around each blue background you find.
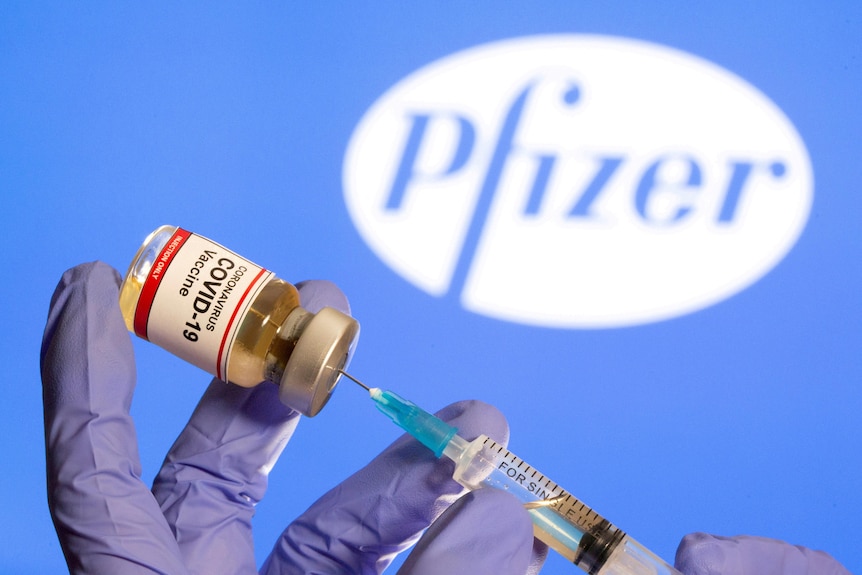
[2,3,860,573]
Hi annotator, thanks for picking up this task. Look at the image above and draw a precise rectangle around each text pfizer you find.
[343,35,813,327]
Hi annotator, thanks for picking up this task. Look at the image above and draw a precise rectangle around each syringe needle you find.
[338,369,371,391]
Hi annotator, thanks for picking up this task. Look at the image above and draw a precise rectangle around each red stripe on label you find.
[215,268,269,381]
[133,228,192,340]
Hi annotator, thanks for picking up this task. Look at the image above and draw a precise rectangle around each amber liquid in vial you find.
[118,225,304,388]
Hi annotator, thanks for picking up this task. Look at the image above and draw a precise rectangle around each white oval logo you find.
[343,35,813,328]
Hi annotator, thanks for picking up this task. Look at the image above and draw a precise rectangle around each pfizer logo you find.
[343,35,813,328]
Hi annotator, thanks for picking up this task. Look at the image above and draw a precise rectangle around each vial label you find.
[133,228,274,381]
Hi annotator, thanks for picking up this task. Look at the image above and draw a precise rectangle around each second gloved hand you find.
[675,533,851,575]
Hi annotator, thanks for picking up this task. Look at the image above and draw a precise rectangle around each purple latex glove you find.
[259,400,547,575]
[42,262,544,575]
[675,533,851,575]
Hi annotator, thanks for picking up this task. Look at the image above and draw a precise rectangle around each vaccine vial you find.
[118,225,359,416]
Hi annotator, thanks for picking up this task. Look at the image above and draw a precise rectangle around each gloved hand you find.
[41,262,546,575]
[675,533,851,575]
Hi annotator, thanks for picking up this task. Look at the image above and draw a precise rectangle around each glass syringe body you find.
[443,433,624,572]
[366,386,683,575]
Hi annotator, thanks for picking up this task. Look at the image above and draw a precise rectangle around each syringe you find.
[340,372,682,575]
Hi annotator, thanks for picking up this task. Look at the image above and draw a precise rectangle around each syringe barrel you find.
[600,536,683,575]
[446,435,681,575]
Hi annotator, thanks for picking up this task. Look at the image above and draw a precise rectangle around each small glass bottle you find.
[118,225,359,416]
